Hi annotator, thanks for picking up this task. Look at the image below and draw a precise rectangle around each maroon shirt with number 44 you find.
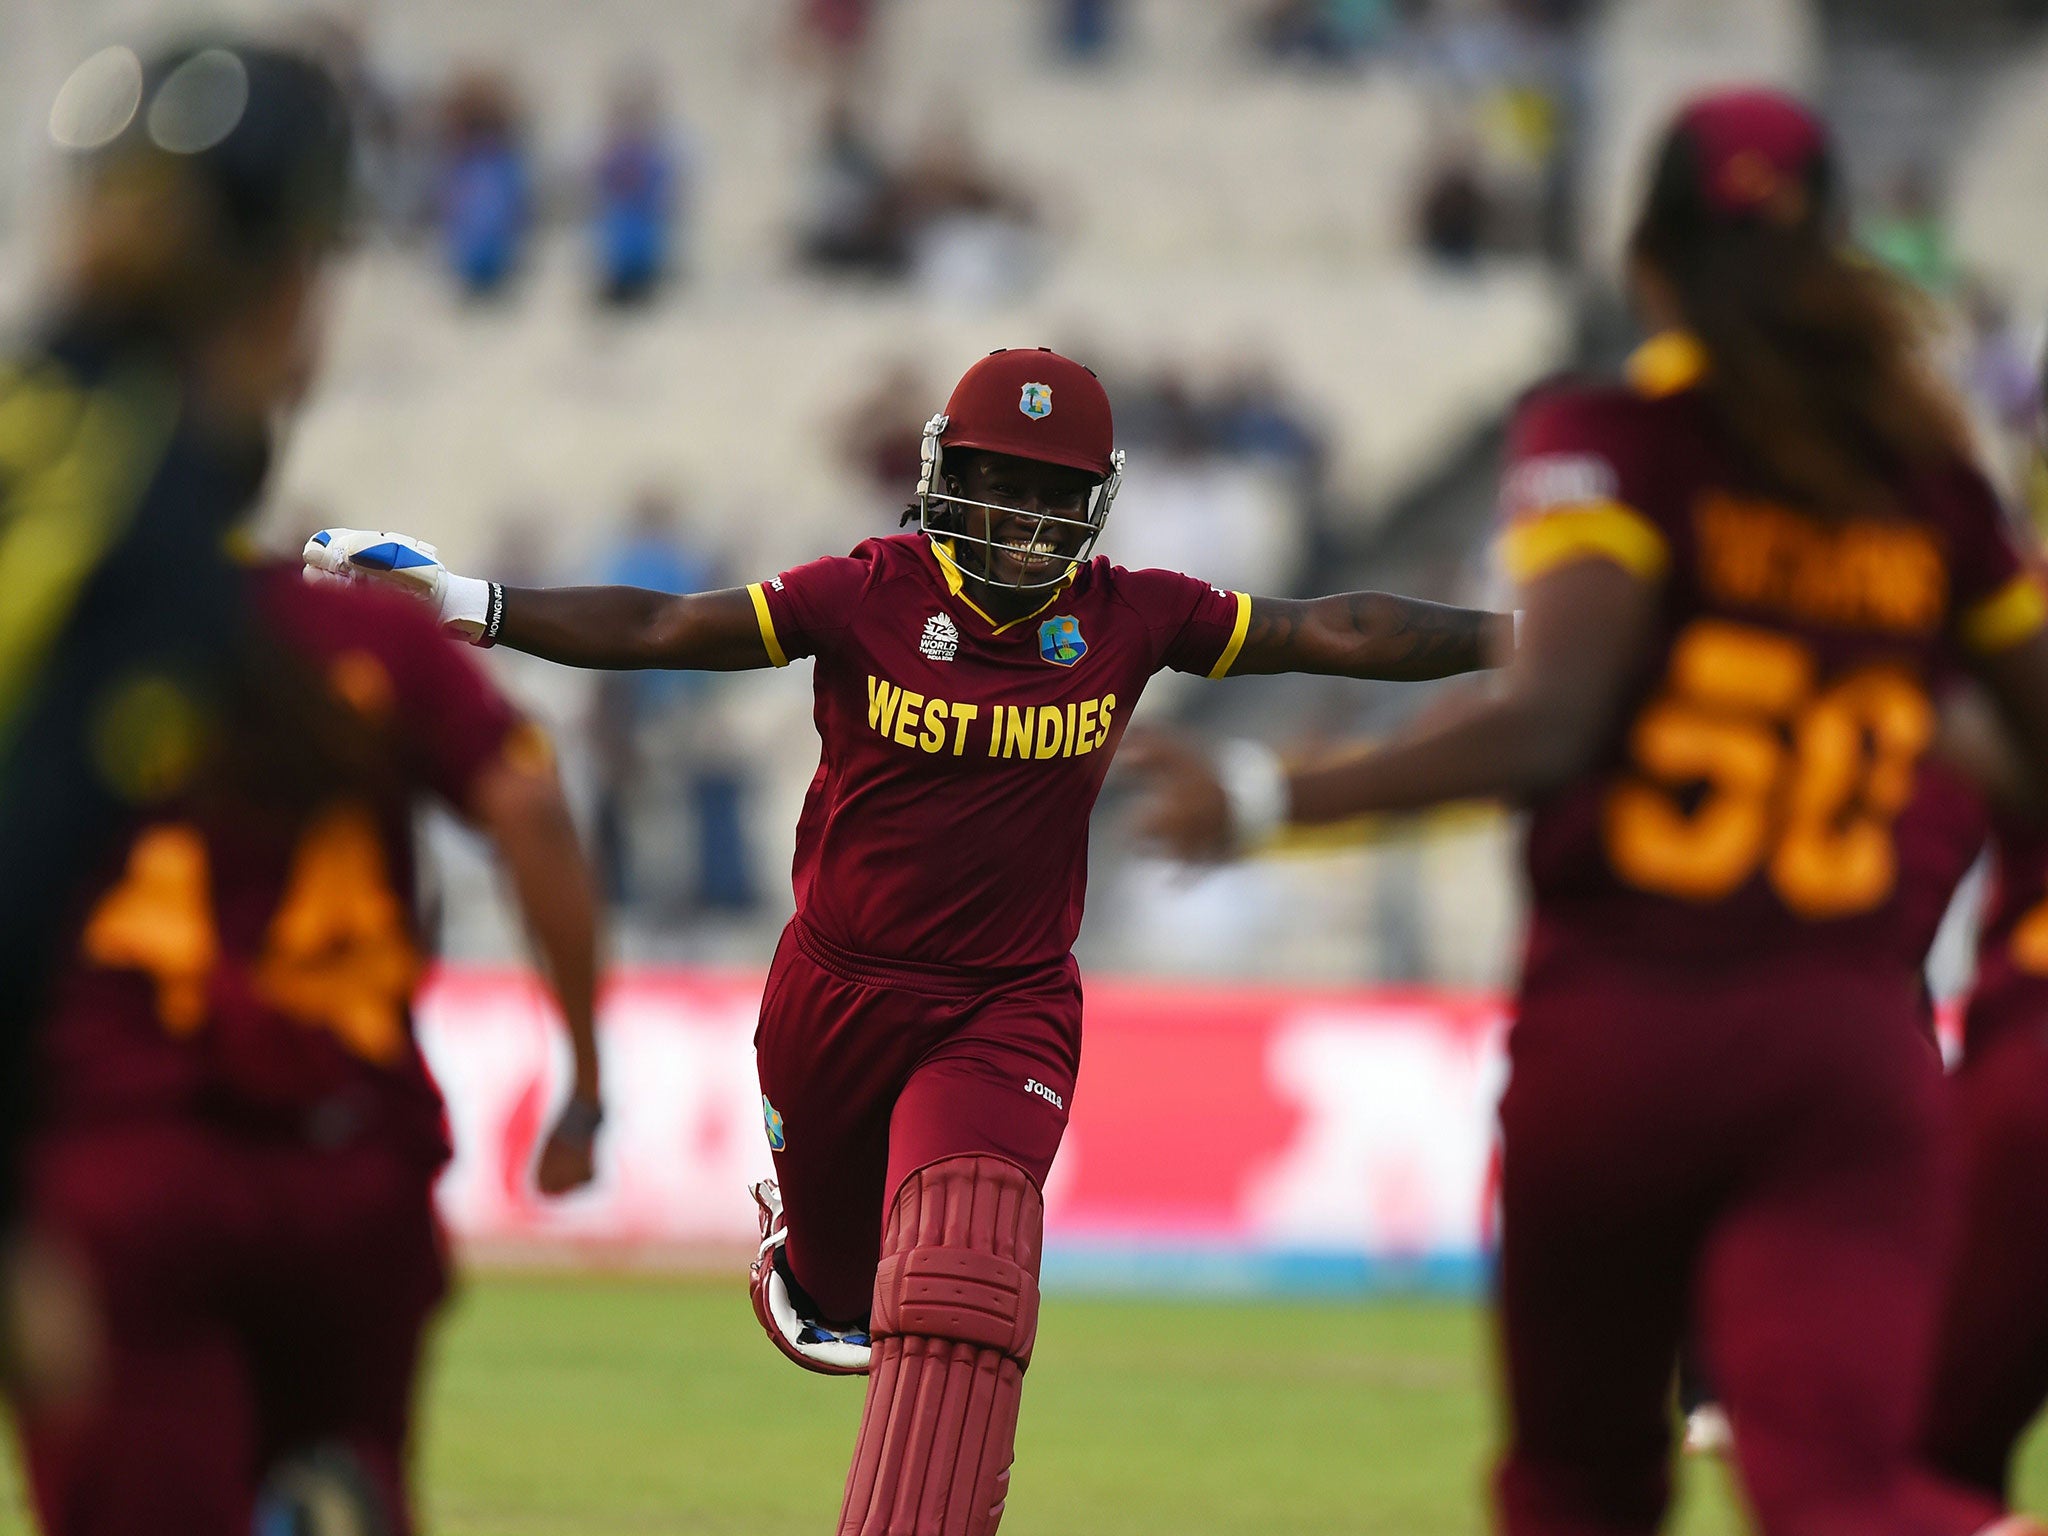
[749,533,1250,973]
[38,566,525,1163]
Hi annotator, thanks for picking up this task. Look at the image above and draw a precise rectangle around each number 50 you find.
[1604,619,1933,919]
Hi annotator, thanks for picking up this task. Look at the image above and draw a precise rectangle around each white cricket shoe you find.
[747,1181,871,1376]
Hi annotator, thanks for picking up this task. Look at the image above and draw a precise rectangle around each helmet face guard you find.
[914,412,1125,592]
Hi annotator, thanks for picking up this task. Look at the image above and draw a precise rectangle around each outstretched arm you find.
[1130,560,1652,858]
[303,529,776,670]
[1228,593,1514,681]
[493,585,772,671]
[1282,561,1648,818]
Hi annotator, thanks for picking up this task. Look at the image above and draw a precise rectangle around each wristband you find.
[440,572,493,642]
[1513,609,1525,650]
[1218,738,1290,853]
[481,582,507,647]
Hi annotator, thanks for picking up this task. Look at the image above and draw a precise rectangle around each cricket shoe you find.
[748,1180,871,1375]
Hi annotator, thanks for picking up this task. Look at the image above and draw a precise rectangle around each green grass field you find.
[5,1274,2044,1533]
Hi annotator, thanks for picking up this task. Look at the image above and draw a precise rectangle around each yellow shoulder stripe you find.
[1626,330,1708,399]
[1960,571,2048,654]
[1209,591,1253,679]
[747,582,789,668]
[1497,501,1670,585]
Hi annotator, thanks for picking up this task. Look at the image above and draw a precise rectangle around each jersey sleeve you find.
[1112,566,1253,677]
[380,601,528,810]
[746,550,874,665]
[1942,463,2046,656]
[1496,387,1672,587]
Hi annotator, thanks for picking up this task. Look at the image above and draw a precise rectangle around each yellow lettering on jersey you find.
[893,691,925,747]
[869,679,1117,759]
[867,676,900,736]
[948,703,978,755]
[1035,707,1066,759]
[1000,706,1035,759]
[1694,495,1946,635]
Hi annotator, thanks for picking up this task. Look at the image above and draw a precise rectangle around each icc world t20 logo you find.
[1019,382,1053,420]
[762,1095,786,1151]
[1038,615,1087,666]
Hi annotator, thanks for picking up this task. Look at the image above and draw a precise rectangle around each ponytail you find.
[1630,114,1971,518]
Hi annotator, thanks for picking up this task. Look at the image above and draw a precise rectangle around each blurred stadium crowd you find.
[4,0,2048,984]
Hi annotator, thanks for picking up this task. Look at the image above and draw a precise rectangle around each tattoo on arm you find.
[1233,593,1506,680]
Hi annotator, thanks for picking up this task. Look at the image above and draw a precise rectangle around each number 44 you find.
[80,807,420,1065]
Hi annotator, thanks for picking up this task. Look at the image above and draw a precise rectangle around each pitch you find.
[2,1275,2040,1533]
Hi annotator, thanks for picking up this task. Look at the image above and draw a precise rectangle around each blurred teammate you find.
[1682,725,1999,1463]
[307,344,1511,1534]
[1,38,606,1534]
[1919,696,2048,1501]
[1131,91,2048,1536]
[0,30,360,1411]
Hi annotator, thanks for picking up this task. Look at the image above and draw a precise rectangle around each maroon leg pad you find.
[838,1155,1043,1536]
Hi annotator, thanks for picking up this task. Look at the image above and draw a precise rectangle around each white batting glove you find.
[302,528,494,641]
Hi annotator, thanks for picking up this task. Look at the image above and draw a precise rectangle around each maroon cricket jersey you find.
[749,533,1249,972]
[1500,332,2044,975]
[37,566,524,1159]
[1892,754,1990,970]
[1961,819,2048,1057]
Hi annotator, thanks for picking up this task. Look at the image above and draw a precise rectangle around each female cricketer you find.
[307,343,1510,1535]
[1131,92,2048,1536]
[11,39,604,1534]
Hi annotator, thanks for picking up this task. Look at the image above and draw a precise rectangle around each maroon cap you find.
[939,348,1116,480]
[1673,89,1830,223]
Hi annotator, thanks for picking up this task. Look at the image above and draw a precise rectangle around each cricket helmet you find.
[915,347,1125,591]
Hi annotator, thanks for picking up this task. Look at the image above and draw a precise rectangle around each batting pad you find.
[838,1155,1044,1536]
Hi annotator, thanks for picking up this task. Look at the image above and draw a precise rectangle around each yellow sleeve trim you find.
[1209,591,1253,679]
[1497,502,1670,584]
[747,582,789,667]
[1960,571,2048,654]
[1625,330,1708,399]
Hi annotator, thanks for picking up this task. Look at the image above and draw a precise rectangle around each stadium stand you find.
[7,0,2048,975]
[0,0,1588,984]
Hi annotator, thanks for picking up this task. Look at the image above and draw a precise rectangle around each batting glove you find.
[302,528,494,641]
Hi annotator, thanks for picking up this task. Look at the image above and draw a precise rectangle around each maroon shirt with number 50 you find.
[749,533,1249,973]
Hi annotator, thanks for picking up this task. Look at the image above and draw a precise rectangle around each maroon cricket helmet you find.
[915,348,1126,591]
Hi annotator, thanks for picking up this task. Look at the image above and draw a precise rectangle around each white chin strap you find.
[915,411,1125,592]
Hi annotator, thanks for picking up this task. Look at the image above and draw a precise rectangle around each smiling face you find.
[943,449,1100,591]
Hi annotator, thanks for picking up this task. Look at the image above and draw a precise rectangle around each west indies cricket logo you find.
[762,1095,786,1151]
[1038,615,1087,666]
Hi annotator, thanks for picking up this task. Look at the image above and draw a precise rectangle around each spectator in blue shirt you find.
[439,71,529,298]
[593,73,688,305]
